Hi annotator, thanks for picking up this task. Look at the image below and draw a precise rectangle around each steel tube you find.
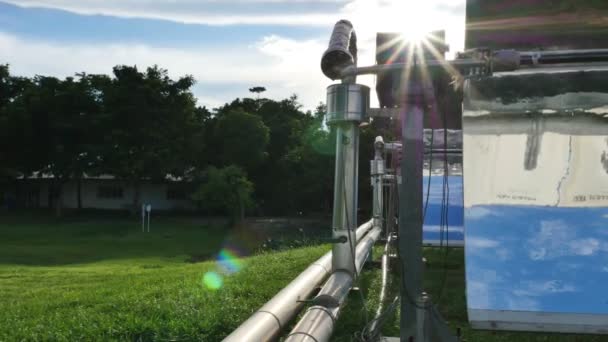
[331,124,359,276]
[339,59,485,78]
[224,220,373,342]
[367,234,394,338]
[285,226,383,342]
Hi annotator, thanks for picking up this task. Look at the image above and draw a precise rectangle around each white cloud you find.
[467,237,499,249]
[527,220,604,260]
[0,32,328,109]
[4,0,464,32]
[424,225,464,233]
[465,207,494,219]
[4,0,466,57]
[1,0,467,108]
[2,0,343,26]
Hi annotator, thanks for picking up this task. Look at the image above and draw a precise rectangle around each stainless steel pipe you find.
[284,226,383,342]
[223,220,373,342]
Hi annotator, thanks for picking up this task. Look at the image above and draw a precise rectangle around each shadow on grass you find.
[0,214,332,266]
[0,215,230,266]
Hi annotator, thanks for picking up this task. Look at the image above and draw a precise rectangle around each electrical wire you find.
[433,103,452,305]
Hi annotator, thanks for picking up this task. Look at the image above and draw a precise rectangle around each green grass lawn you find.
[0,216,606,341]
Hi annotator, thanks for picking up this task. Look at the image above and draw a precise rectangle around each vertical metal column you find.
[331,123,360,274]
[399,104,425,340]
[326,83,369,276]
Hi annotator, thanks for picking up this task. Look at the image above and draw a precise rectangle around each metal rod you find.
[340,59,484,78]
[284,226,383,342]
[519,49,608,66]
[224,220,373,342]
[367,233,395,338]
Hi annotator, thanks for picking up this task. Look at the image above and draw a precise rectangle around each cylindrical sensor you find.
[326,83,370,125]
[321,20,357,80]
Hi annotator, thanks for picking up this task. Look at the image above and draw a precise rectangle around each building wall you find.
[31,180,196,211]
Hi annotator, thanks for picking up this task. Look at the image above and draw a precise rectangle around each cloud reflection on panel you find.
[463,66,608,333]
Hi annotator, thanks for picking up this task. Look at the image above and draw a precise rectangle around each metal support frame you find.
[399,104,425,339]
[398,102,458,342]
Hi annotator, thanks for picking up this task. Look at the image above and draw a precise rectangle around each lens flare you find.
[203,271,223,290]
[217,247,243,274]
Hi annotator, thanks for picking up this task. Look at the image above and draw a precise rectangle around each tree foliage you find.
[0,64,373,218]
[191,165,254,222]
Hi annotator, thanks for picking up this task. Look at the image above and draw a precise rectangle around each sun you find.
[354,1,436,36]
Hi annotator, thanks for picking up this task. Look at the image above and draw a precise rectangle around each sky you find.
[0,0,466,110]
[466,205,608,316]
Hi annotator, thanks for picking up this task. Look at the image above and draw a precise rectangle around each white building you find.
[9,173,196,211]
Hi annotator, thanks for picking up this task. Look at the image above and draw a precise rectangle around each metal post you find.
[326,83,369,277]
[400,104,425,340]
[416,293,429,342]
[331,123,359,275]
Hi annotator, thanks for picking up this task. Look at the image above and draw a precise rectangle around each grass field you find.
[1,215,606,341]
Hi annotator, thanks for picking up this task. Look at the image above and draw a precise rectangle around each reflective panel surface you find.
[423,175,463,247]
[463,65,608,333]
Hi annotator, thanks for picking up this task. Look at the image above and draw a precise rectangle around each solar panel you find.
[463,65,608,333]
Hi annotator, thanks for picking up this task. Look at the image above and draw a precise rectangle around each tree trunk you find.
[131,181,141,216]
[77,177,82,210]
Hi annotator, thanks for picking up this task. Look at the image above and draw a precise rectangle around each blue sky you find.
[466,205,608,315]
[0,0,466,110]
[423,175,464,244]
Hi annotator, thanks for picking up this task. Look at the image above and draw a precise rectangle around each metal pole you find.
[331,123,359,276]
[400,104,425,340]
[325,83,369,279]
[224,220,374,342]
[367,233,394,338]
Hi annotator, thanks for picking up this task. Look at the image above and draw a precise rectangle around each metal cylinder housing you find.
[326,83,370,124]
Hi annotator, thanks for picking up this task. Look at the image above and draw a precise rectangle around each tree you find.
[2,73,103,216]
[0,65,39,180]
[248,86,266,99]
[191,165,254,223]
[214,108,269,171]
[99,65,200,214]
